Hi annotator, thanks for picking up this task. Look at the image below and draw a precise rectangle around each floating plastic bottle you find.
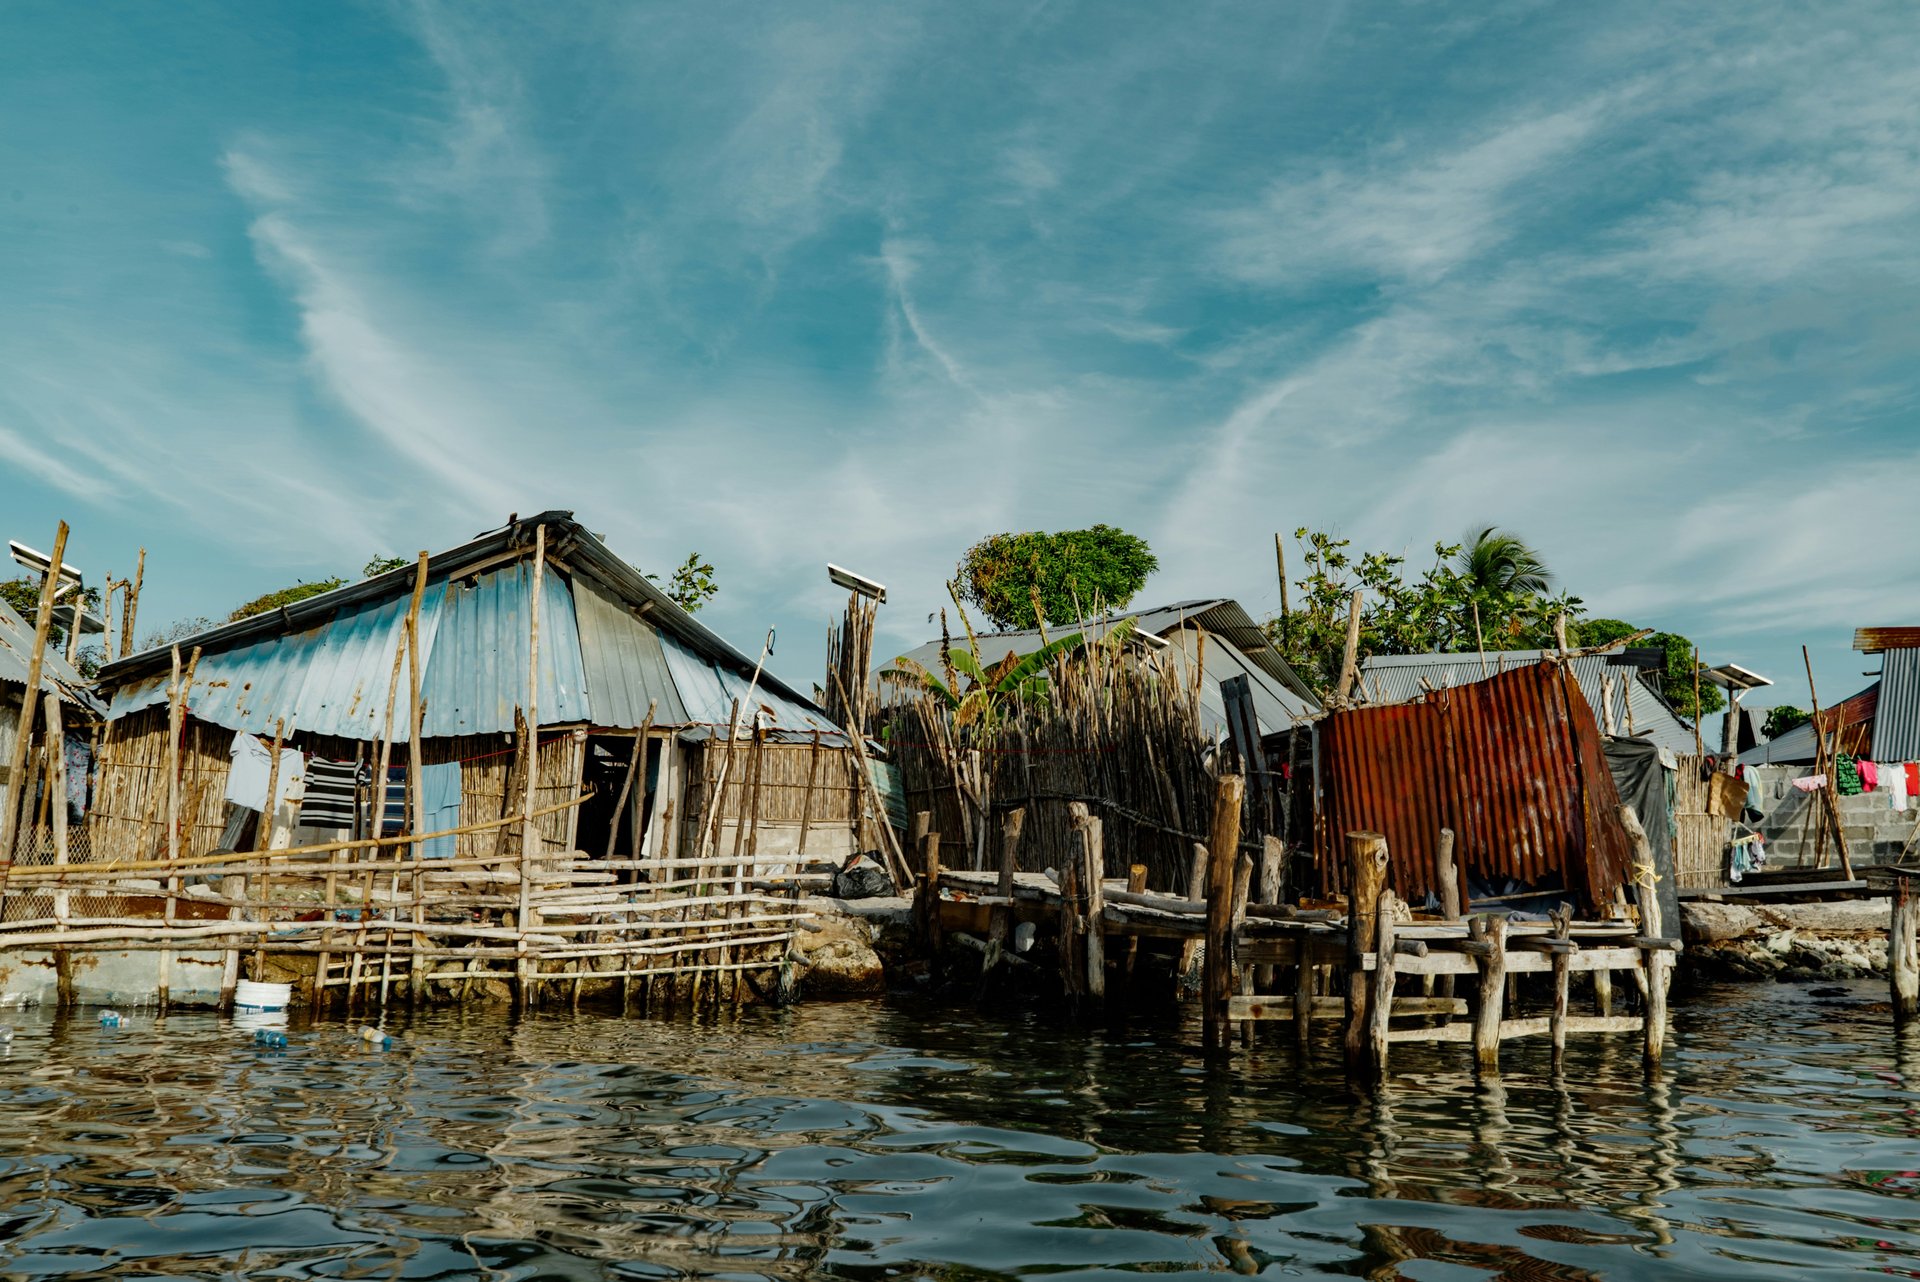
[0,1026,14,1044]
[253,1028,288,1050]
[99,1010,123,1028]
[358,1025,393,1049]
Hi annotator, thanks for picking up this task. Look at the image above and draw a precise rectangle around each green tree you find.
[228,578,347,622]
[1762,705,1811,739]
[956,525,1158,630]
[2,576,104,670]
[364,555,409,577]
[1265,527,1583,696]
[648,553,718,613]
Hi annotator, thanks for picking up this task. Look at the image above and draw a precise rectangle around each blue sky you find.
[3,0,1917,710]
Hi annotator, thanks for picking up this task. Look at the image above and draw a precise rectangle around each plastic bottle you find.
[0,1026,14,1044]
[253,1028,288,1049]
[358,1025,393,1049]
[99,1010,123,1028]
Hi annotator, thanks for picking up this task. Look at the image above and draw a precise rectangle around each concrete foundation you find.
[0,948,230,1008]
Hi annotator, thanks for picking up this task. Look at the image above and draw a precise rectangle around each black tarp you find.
[1604,736,1680,937]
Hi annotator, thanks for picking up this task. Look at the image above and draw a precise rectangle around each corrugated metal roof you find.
[1873,650,1920,760]
[1359,649,1697,755]
[0,597,103,715]
[891,598,1322,715]
[1739,719,1818,765]
[96,512,844,742]
[658,630,841,736]
[419,562,589,736]
[1855,627,1920,654]
[1157,627,1316,735]
[1319,661,1634,912]
[570,573,688,728]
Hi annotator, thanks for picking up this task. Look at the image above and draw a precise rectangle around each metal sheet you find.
[659,631,840,736]
[418,562,588,737]
[1855,627,1920,654]
[1360,649,1696,755]
[1319,661,1634,912]
[570,573,689,728]
[0,597,103,715]
[1871,650,1920,761]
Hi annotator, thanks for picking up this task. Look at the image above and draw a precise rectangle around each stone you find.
[790,913,886,996]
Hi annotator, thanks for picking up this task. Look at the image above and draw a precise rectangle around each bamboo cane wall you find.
[676,738,861,861]
[1672,754,1727,889]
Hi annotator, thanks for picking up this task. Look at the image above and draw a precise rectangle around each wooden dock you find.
[921,784,1680,1078]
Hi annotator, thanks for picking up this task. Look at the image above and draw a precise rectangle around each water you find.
[0,982,1915,1279]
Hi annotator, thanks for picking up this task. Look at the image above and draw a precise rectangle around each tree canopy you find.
[955,525,1158,630]
[1266,527,1722,723]
[1762,704,1811,739]
[648,552,718,613]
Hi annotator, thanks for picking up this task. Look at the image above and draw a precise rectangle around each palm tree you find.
[1456,527,1551,596]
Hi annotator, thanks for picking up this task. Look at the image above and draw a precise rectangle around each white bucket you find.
[234,980,292,1012]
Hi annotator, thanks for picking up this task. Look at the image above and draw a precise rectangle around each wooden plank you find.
[1359,945,1653,976]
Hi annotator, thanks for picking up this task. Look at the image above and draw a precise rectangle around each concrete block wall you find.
[1747,764,1919,870]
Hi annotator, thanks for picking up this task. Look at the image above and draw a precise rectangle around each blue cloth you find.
[419,761,463,859]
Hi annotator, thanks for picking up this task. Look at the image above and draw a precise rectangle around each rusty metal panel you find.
[1854,627,1920,654]
[1320,661,1632,911]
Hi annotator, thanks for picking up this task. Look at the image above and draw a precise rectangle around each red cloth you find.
[1907,763,1919,796]
[1861,759,1880,790]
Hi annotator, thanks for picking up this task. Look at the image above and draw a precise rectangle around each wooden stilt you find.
[1549,903,1572,1068]
[1470,913,1509,1074]
[1293,942,1315,1054]
[44,692,73,1009]
[1178,841,1208,993]
[1070,803,1106,1002]
[980,807,1024,985]
[1124,862,1146,979]
[1343,831,1389,1071]
[1620,804,1670,1065]
[1892,873,1919,1023]
[517,525,546,1011]
[1201,773,1245,1051]
[1366,890,1398,1078]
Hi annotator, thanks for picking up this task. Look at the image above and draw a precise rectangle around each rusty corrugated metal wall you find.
[1318,660,1632,911]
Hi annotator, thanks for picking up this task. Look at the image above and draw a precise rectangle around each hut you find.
[6,512,868,1009]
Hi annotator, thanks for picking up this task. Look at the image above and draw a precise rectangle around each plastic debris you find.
[253,1028,288,1049]
[358,1025,394,1049]
[99,1010,123,1028]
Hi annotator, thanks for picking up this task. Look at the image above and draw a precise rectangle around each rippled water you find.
[0,981,1916,1279]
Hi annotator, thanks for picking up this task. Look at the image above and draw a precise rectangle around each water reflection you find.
[0,981,1914,1278]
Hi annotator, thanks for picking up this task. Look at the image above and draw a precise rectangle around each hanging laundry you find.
[1909,763,1920,805]
[1791,774,1827,792]
[374,765,407,838]
[1883,762,1910,812]
[1835,753,1863,796]
[418,761,464,859]
[63,733,90,822]
[299,758,359,829]
[1859,759,1879,791]
[225,733,275,810]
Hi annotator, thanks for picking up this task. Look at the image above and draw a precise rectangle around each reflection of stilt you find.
[1473,1076,1514,1196]
[1613,1072,1680,1250]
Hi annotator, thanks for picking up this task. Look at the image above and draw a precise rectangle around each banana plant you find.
[885,630,1087,729]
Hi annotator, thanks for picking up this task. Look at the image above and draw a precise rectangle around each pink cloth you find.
[1792,774,1827,792]
[1860,760,1879,790]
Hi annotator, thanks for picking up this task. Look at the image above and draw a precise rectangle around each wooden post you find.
[1892,874,1919,1023]
[517,524,545,1008]
[795,727,822,857]
[1294,937,1315,1053]
[403,552,431,1005]
[1802,645,1855,881]
[1124,862,1147,978]
[1621,803,1670,1065]
[1334,590,1363,705]
[1549,903,1572,1068]
[1366,890,1398,1078]
[1593,963,1614,1017]
[917,825,943,955]
[253,718,284,984]
[1233,851,1254,1047]
[1471,913,1508,1075]
[982,807,1024,978]
[44,691,72,1008]
[120,547,144,659]
[1,521,67,869]
[1070,803,1106,1002]
[158,643,198,1011]
[1342,830,1389,1070]
[1202,773,1246,1051]
[1178,840,1208,990]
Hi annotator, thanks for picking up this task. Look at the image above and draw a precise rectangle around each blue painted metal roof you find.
[98,513,842,741]
[0,596,103,715]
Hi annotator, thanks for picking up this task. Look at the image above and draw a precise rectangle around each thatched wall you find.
[676,737,862,862]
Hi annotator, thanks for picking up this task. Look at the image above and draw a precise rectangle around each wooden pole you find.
[253,717,284,984]
[121,547,145,659]
[1435,827,1461,1010]
[1691,648,1704,757]
[1334,591,1363,705]
[1274,532,1290,641]
[1621,803,1669,1065]
[1470,913,1508,1075]
[981,806,1024,980]
[1070,802,1106,1002]
[606,702,658,863]
[1365,890,1398,1079]
[518,524,545,1008]
[1178,840,1207,989]
[1342,830,1388,1070]
[917,825,943,956]
[1802,645,1855,881]
[1124,861,1147,979]
[44,691,72,1008]
[1202,772,1246,1051]
[158,642,198,1010]
[403,551,430,1005]
[794,727,822,857]
[1549,903,1572,1068]
[1892,874,1919,1023]
[1,521,67,869]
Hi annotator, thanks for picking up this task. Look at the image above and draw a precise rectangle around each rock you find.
[1762,929,1798,955]
[791,914,885,996]
[1682,902,1763,943]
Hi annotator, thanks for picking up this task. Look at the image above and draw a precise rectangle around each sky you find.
[3,0,1917,712]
